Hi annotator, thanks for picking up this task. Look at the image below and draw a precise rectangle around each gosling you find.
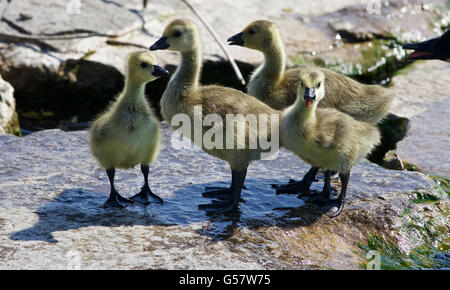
[88,51,168,208]
[280,66,380,217]
[403,29,450,62]
[150,19,280,213]
[228,20,392,192]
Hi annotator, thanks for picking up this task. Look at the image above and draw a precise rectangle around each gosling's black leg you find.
[311,170,338,204]
[130,164,163,205]
[199,168,247,213]
[104,168,133,208]
[273,167,319,194]
[319,170,339,199]
[315,171,349,218]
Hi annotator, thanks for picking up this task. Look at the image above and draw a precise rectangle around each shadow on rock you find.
[10,178,325,243]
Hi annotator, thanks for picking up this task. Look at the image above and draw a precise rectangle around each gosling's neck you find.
[259,36,286,82]
[120,77,146,103]
[292,95,318,124]
[171,45,202,93]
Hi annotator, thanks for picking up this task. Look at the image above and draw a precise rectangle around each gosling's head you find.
[297,67,325,108]
[150,19,199,53]
[127,51,168,83]
[227,20,280,51]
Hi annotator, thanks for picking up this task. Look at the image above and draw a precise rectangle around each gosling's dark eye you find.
[140,62,148,68]
[248,29,255,35]
[317,82,321,88]
[174,30,181,37]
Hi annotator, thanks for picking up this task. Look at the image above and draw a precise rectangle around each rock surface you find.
[1,0,448,132]
[1,0,447,74]
[0,124,444,269]
[390,61,450,177]
[0,74,18,135]
[314,0,448,43]
[1,0,447,84]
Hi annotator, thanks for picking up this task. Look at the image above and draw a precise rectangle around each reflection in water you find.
[10,178,325,243]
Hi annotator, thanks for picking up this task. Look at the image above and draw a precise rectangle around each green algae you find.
[359,175,450,270]
[4,111,21,137]
[359,233,449,270]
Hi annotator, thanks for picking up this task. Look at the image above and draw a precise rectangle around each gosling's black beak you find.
[152,65,169,77]
[150,37,170,51]
[304,87,315,108]
[304,87,316,99]
[227,32,244,46]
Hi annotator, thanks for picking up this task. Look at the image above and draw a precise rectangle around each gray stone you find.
[315,0,448,43]
[0,0,146,95]
[390,61,450,177]
[1,0,447,76]
[287,0,449,71]
[0,0,367,131]
[0,124,445,269]
[1,0,447,101]
[0,0,363,78]
[1,0,447,116]
[0,0,145,50]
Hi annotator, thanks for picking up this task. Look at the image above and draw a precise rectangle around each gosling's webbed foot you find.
[313,171,349,218]
[104,191,133,208]
[271,178,298,188]
[309,190,332,203]
[314,198,345,218]
[204,185,247,191]
[198,199,239,214]
[312,184,338,202]
[274,179,313,194]
[200,169,246,214]
[203,184,247,200]
[104,168,132,208]
[117,194,134,204]
[326,202,345,218]
[272,167,319,194]
[209,196,245,203]
[130,186,163,205]
[202,188,232,200]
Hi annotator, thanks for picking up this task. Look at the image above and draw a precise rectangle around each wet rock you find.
[290,0,449,85]
[2,0,445,132]
[317,0,448,43]
[0,0,362,89]
[0,0,144,49]
[390,61,450,177]
[0,74,19,135]
[0,124,445,269]
[0,1,145,110]
[397,97,450,177]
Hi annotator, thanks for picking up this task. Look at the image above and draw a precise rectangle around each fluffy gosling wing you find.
[314,109,381,168]
[189,85,280,151]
